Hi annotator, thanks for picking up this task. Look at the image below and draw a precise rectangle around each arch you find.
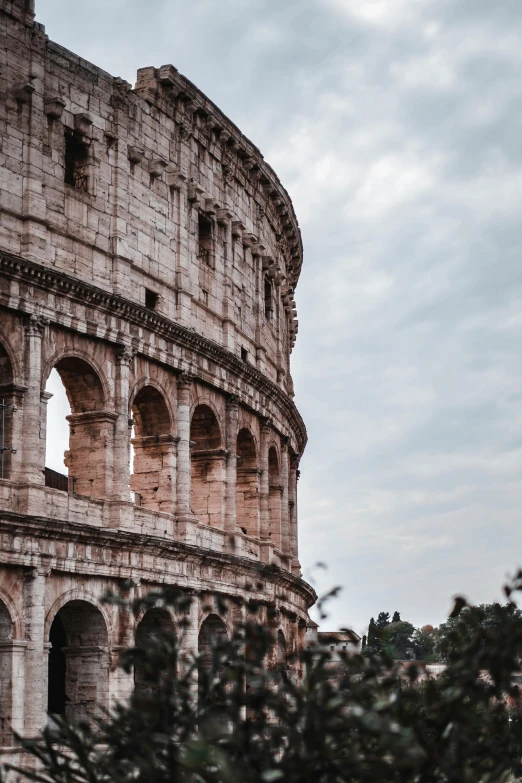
[0,325,21,384]
[0,598,14,744]
[129,377,175,429]
[130,384,175,512]
[0,339,16,480]
[190,404,225,527]
[47,599,109,727]
[44,354,111,498]
[45,589,113,640]
[134,608,176,696]
[236,428,260,537]
[190,404,222,450]
[0,340,13,387]
[42,348,110,407]
[0,588,22,640]
[198,613,228,674]
[268,445,282,550]
[277,629,287,668]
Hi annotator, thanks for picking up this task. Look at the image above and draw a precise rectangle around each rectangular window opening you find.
[241,347,248,363]
[64,129,89,192]
[198,213,213,266]
[264,276,273,320]
[145,289,159,310]
[201,289,209,306]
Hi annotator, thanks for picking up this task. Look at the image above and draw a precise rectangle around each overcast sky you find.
[39,0,522,636]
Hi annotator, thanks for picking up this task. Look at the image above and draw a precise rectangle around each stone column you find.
[110,580,137,705]
[182,590,199,704]
[112,346,134,502]
[0,384,26,482]
[23,556,51,737]
[289,454,301,576]
[224,395,239,535]
[21,315,48,486]
[259,418,271,542]
[176,375,192,519]
[280,437,290,560]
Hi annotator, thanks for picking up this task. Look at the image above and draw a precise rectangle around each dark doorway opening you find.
[48,614,67,715]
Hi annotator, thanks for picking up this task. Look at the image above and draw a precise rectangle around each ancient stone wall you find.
[0,0,313,753]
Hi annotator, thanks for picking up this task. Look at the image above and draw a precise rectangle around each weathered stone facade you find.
[0,0,314,754]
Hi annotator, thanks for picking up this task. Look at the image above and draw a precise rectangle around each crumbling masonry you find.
[0,0,315,755]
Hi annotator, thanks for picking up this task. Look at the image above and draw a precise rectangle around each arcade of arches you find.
[0,591,298,743]
[0,331,299,564]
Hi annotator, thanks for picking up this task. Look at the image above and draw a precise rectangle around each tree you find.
[381,620,416,659]
[375,611,391,629]
[436,601,522,662]
[6,577,522,783]
[412,625,437,661]
[392,611,401,623]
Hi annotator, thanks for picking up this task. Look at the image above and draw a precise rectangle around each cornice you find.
[0,511,317,607]
[0,251,307,453]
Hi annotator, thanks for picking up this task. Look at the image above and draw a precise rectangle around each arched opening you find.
[134,608,176,697]
[190,405,225,527]
[198,613,229,736]
[47,600,109,727]
[236,428,259,537]
[45,358,109,498]
[0,342,15,480]
[268,447,282,549]
[277,630,287,671]
[198,613,228,674]
[130,386,175,513]
[0,600,13,744]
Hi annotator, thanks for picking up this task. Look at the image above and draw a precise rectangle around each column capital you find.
[116,345,136,366]
[260,416,272,433]
[290,453,300,470]
[24,314,49,338]
[281,435,290,451]
[226,393,239,411]
[177,373,193,391]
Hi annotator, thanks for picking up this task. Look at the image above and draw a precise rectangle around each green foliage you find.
[5,578,522,783]
[381,621,416,660]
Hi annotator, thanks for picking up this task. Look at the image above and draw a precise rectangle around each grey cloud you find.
[38,0,522,634]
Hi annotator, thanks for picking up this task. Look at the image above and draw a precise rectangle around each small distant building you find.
[306,621,361,659]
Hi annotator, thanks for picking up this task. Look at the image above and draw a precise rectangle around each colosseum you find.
[0,0,316,749]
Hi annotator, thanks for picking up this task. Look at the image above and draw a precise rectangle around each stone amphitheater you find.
[0,0,315,752]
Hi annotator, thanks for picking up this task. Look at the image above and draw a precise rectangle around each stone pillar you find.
[224,395,239,535]
[21,315,48,485]
[176,375,192,519]
[289,454,301,576]
[65,411,117,498]
[130,435,178,514]
[23,557,50,737]
[259,419,271,542]
[280,437,290,560]
[0,384,26,482]
[182,590,199,704]
[110,580,137,705]
[10,640,28,738]
[0,640,27,744]
[112,346,134,502]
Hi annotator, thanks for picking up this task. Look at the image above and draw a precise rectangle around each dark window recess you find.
[241,347,248,363]
[198,213,213,265]
[48,614,67,715]
[201,289,209,306]
[264,277,273,320]
[145,289,159,310]
[64,130,89,192]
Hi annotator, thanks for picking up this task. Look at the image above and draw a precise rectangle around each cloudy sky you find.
[39,0,522,636]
